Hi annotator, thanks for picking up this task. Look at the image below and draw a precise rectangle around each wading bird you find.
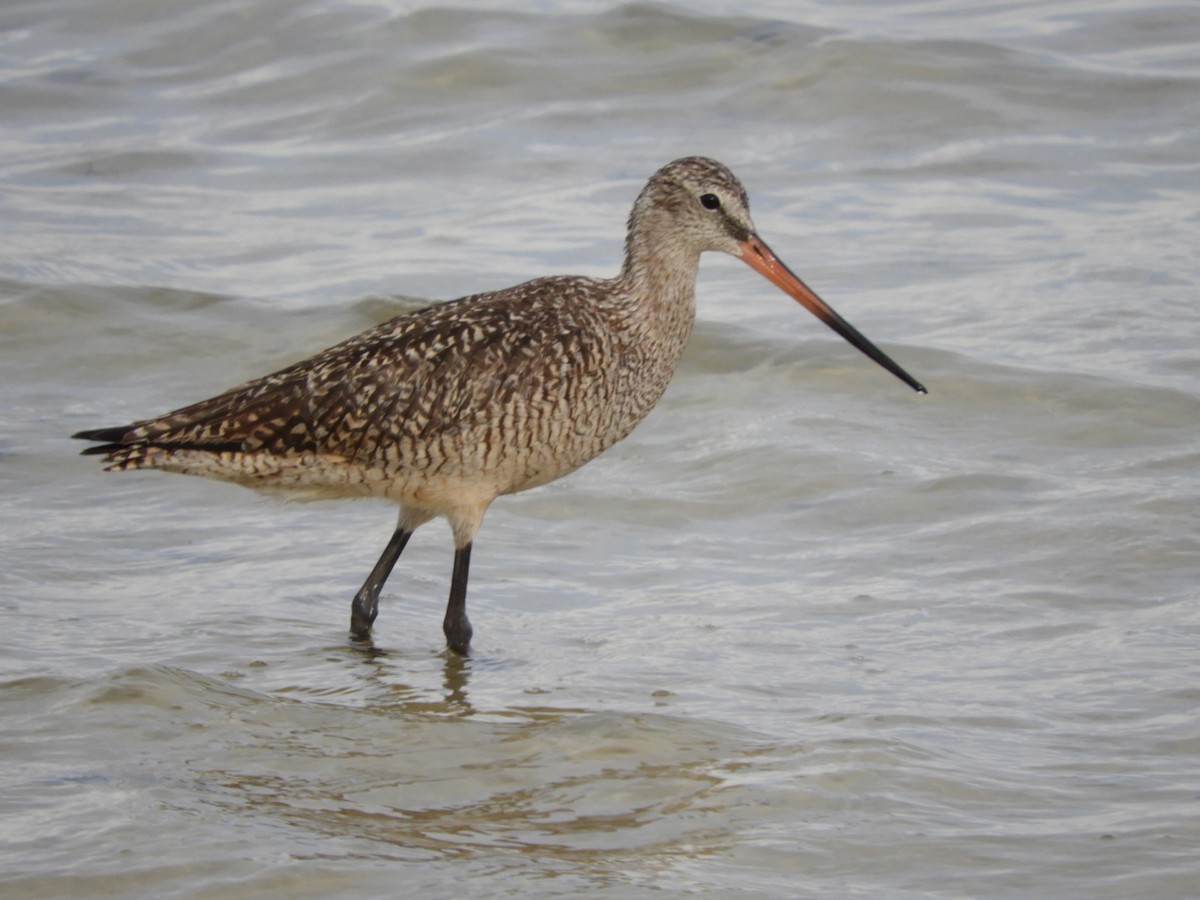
[74,157,925,654]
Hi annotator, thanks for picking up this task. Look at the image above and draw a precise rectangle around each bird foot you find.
[444,616,473,656]
[350,594,377,640]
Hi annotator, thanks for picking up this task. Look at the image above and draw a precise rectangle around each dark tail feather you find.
[73,426,133,442]
[73,426,245,460]
[79,443,127,457]
[73,426,135,456]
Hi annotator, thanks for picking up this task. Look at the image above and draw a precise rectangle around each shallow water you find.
[2,1,1199,897]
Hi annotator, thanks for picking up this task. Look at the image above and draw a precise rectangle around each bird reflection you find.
[345,634,473,716]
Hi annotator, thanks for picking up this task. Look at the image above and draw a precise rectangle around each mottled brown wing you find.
[74,278,596,468]
[282,280,598,466]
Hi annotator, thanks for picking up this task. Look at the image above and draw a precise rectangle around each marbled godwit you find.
[73,157,925,654]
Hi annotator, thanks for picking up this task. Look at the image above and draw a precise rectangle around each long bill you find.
[738,233,927,394]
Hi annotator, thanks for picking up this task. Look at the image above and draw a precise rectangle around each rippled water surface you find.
[3,1,1198,897]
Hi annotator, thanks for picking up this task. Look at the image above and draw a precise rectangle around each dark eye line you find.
[699,193,721,210]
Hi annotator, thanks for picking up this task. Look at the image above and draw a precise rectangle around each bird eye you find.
[699,193,721,210]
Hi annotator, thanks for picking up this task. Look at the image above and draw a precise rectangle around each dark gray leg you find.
[443,543,474,655]
[350,527,413,639]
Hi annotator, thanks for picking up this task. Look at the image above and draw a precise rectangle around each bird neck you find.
[617,218,703,314]
[612,223,702,369]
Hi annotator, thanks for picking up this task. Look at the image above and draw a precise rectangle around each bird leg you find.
[444,543,474,655]
[349,527,413,639]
